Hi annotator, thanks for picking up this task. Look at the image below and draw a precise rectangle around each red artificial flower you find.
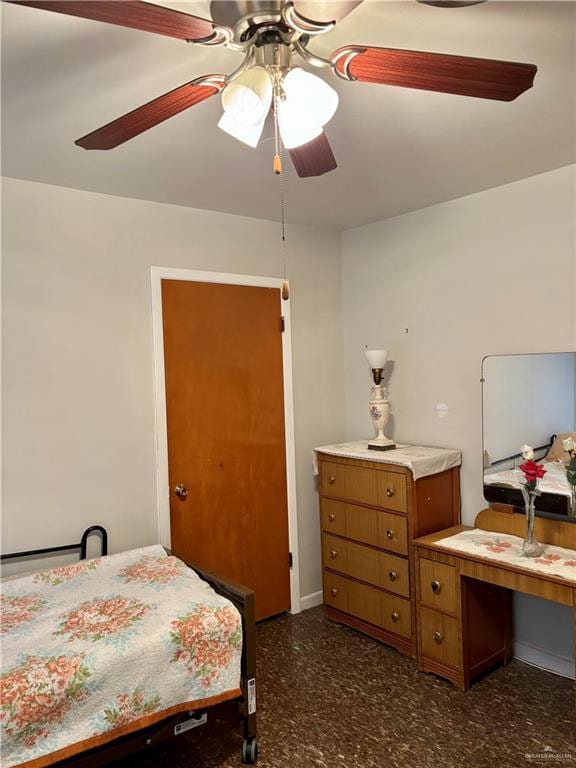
[519,460,547,482]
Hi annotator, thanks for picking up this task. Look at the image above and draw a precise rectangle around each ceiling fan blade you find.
[75,76,225,150]
[288,132,337,178]
[332,45,537,101]
[293,1,363,24]
[4,1,226,42]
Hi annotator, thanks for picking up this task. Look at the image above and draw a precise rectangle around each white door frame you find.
[150,266,301,614]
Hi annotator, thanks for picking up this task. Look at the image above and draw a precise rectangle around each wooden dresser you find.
[316,445,461,657]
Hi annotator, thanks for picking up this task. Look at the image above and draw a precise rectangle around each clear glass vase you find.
[520,487,544,557]
[570,486,576,519]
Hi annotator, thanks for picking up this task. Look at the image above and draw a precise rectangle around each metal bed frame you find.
[1,526,258,766]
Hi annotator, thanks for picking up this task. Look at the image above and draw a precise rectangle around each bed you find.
[484,459,572,516]
[0,527,257,767]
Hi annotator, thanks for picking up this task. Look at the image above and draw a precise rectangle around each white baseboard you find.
[513,641,575,680]
[299,590,323,612]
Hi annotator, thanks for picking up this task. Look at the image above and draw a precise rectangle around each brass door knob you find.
[330,587,338,597]
[330,549,338,559]
[328,513,336,522]
[386,487,395,498]
[328,475,336,485]
[386,529,395,540]
[391,610,400,623]
[431,579,442,594]
[388,570,398,582]
[174,484,188,500]
[433,631,443,644]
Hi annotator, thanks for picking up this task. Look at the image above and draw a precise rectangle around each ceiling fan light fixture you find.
[221,65,273,126]
[217,110,266,148]
[282,68,339,128]
[277,99,322,150]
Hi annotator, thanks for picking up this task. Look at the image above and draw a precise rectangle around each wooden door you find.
[161,279,291,620]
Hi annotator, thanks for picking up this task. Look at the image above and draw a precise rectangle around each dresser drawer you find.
[323,572,411,638]
[346,504,408,556]
[320,498,347,538]
[320,460,407,513]
[380,591,412,639]
[419,559,458,615]
[323,535,410,597]
[321,499,409,556]
[322,533,349,572]
[419,607,460,667]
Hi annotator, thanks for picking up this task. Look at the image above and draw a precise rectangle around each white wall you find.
[1,177,345,600]
[341,165,576,676]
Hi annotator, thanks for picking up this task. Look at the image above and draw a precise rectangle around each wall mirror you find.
[482,352,576,522]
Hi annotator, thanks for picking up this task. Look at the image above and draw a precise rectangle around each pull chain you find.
[273,88,289,301]
[273,90,282,176]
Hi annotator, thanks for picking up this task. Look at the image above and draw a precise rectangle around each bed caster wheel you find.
[241,737,258,764]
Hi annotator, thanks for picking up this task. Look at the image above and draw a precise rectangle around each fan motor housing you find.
[210,1,284,39]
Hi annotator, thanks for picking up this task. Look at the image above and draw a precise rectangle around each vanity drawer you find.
[419,559,458,615]
[323,535,410,597]
[321,499,408,556]
[320,460,407,513]
[323,571,411,637]
[419,607,460,667]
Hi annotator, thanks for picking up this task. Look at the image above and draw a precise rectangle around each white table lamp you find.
[364,348,395,451]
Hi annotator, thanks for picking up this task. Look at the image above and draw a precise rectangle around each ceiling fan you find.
[5,0,538,178]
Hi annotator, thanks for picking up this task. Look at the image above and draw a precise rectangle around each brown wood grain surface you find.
[76,78,222,150]
[8,1,217,41]
[162,279,290,621]
[333,46,537,101]
[288,132,337,177]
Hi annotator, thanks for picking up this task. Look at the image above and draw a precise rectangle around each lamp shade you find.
[277,98,322,149]
[282,68,339,127]
[277,67,339,149]
[218,110,266,147]
[364,349,388,369]
[221,66,273,126]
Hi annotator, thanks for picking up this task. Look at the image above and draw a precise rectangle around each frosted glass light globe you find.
[282,68,339,128]
[277,98,322,149]
[218,110,266,147]
[221,66,273,126]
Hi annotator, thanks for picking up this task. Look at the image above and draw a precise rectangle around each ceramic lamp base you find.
[368,439,396,452]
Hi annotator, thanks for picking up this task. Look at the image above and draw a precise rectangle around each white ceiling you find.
[1,1,574,229]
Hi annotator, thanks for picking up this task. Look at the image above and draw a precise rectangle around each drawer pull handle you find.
[328,475,336,485]
[431,579,442,595]
[386,487,395,498]
[433,631,443,645]
[391,610,400,623]
[386,529,395,540]
[388,570,398,582]
[330,587,338,597]
[330,549,338,559]
[328,513,336,522]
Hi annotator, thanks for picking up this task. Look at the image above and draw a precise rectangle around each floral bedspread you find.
[436,529,576,582]
[0,545,242,768]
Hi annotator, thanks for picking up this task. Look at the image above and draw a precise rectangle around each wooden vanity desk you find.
[414,508,576,690]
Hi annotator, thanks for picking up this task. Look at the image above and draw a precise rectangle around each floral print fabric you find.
[437,528,576,582]
[0,546,242,768]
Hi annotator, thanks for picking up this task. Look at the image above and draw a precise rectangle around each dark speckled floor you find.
[117,607,575,768]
